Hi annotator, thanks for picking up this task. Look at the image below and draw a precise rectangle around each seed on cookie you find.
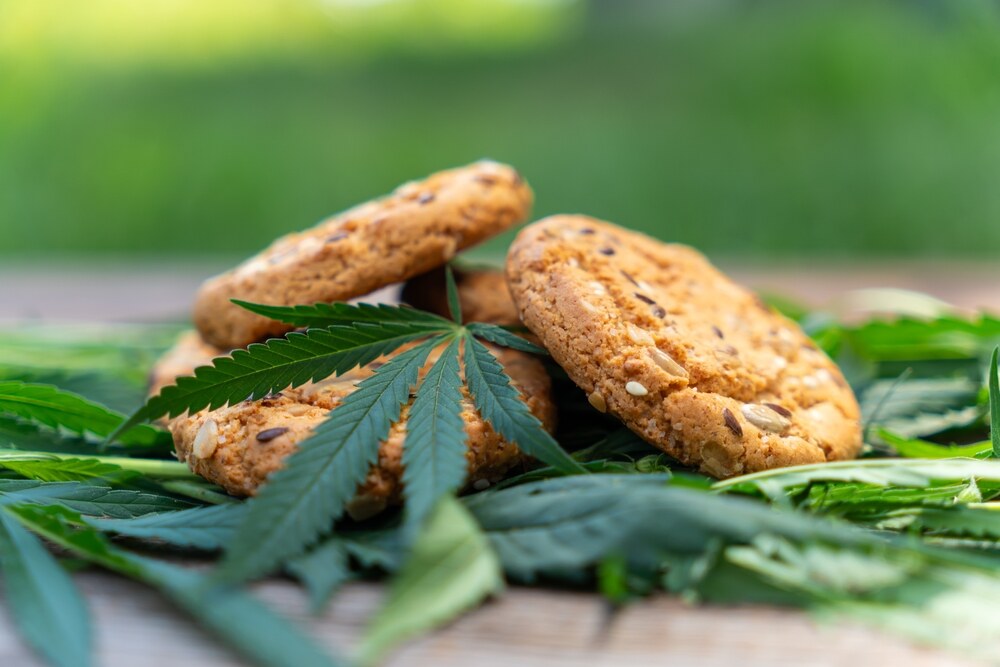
[764,403,793,418]
[741,403,791,433]
[625,381,648,397]
[256,427,289,443]
[648,348,688,378]
[722,408,743,437]
[193,419,219,459]
[625,323,654,346]
[326,232,349,243]
[588,390,608,413]
[418,193,435,204]
[712,326,724,339]
[599,247,615,256]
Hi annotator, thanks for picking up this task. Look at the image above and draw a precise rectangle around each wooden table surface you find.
[1,259,998,667]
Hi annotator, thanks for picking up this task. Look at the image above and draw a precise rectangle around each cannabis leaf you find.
[463,334,584,474]
[877,429,992,459]
[0,381,168,448]
[358,497,503,665]
[231,300,453,330]
[0,510,91,667]
[402,336,467,529]
[0,457,140,485]
[8,504,343,667]
[466,322,547,354]
[287,537,353,614]
[0,479,189,518]
[112,321,454,440]
[990,346,1000,457]
[215,338,442,584]
[90,504,245,550]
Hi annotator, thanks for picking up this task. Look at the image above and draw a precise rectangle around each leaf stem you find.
[0,449,196,479]
[159,480,236,505]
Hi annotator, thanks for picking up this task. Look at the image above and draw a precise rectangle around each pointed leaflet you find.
[402,336,467,529]
[466,323,548,355]
[358,497,503,665]
[462,334,584,474]
[0,381,167,448]
[990,346,1000,458]
[113,321,451,439]
[215,337,441,584]
[0,510,91,667]
[443,265,462,324]
[287,537,354,614]
[232,300,454,330]
[7,504,342,667]
[0,479,189,518]
[0,457,140,485]
[90,504,246,550]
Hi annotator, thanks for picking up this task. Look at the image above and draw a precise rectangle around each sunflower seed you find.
[722,408,743,437]
[625,381,648,396]
[648,348,688,377]
[741,403,791,433]
[587,391,607,413]
[193,419,219,459]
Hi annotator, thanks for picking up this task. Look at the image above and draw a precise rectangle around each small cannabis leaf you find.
[444,265,463,324]
[0,381,168,449]
[203,299,582,584]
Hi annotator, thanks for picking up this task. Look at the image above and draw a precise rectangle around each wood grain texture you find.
[0,573,986,666]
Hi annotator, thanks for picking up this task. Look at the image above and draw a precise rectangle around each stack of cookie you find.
[152,161,861,514]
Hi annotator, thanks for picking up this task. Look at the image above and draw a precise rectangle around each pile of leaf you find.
[2,289,1000,667]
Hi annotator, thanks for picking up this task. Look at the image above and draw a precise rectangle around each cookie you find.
[166,340,556,518]
[506,215,861,479]
[402,266,522,327]
[193,161,532,349]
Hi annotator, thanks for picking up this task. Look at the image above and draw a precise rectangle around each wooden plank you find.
[0,573,985,666]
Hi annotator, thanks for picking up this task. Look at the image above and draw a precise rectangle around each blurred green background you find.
[3,0,1000,261]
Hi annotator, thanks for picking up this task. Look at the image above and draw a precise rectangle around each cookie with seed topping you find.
[148,330,230,399]
[506,215,861,479]
[402,266,522,327]
[193,161,533,349]
[162,338,556,517]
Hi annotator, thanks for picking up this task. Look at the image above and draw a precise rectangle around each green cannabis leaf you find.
[358,497,503,665]
[287,537,353,614]
[215,337,442,584]
[0,381,168,448]
[466,322,547,354]
[876,429,992,459]
[463,334,584,474]
[0,510,91,667]
[8,504,343,667]
[112,320,454,440]
[90,504,245,550]
[0,479,190,518]
[402,336,467,529]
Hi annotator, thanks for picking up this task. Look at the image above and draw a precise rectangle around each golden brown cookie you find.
[193,161,532,349]
[402,266,522,327]
[165,340,556,517]
[506,215,861,479]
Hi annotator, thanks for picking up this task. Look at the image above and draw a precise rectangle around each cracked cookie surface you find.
[506,215,861,478]
[194,161,532,348]
[153,332,555,516]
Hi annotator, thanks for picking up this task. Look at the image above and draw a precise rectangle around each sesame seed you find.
[634,293,656,305]
[599,247,615,255]
[625,381,648,396]
[587,391,607,413]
